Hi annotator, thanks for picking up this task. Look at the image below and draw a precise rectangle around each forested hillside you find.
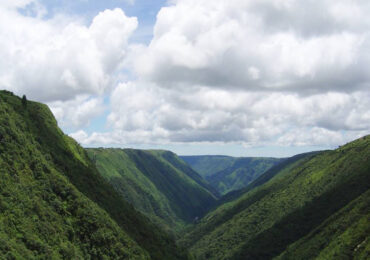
[181,155,282,194]
[180,136,370,259]
[0,91,186,259]
[180,156,235,178]
[1,90,369,260]
[87,148,218,234]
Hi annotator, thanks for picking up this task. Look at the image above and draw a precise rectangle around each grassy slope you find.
[0,91,186,259]
[206,157,282,195]
[87,148,218,233]
[180,136,370,259]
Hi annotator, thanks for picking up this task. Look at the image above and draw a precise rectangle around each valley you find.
[181,155,283,195]
[0,91,369,259]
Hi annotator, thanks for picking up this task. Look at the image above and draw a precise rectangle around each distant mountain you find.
[0,91,186,259]
[180,136,370,259]
[181,155,282,194]
[86,148,219,234]
[180,155,236,178]
[218,151,321,205]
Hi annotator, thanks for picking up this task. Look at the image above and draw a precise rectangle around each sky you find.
[0,0,369,157]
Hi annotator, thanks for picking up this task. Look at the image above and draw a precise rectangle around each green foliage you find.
[276,190,370,260]
[86,148,219,235]
[180,155,236,178]
[206,157,282,194]
[21,95,27,107]
[218,151,320,205]
[1,90,368,260]
[181,155,282,194]
[180,136,370,259]
[0,91,187,259]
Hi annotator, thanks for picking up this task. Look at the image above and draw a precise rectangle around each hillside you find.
[180,156,235,178]
[181,155,282,194]
[180,136,370,259]
[0,91,186,259]
[86,148,219,234]
[219,152,321,205]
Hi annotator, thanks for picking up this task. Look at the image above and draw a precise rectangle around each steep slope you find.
[180,155,235,178]
[180,136,370,259]
[219,151,321,205]
[87,148,219,233]
[276,189,369,260]
[206,157,282,194]
[181,155,282,194]
[0,91,186,259]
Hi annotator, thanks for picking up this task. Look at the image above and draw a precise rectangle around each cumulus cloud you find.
[48,95,105,129]
[73,81,369,147]
[2,0,369,150]
[0,2,137,101]
[134,0,370,93]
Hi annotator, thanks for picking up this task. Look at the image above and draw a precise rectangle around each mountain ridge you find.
[180,135,370,259]
[181,155,283,194]
[0,90,186,259]
[87,147,219,235]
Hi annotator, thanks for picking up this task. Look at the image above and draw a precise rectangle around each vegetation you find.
[0,91,187,259]
[206,157,282,194]
[180,136,370,259]
[1,90,369,260]
[180,155,236,178]
[181,155,282,194]
[218,152,320,205]
[86,148,218,235]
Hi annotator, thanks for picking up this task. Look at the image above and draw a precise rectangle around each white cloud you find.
[0,3,137,102]
[72,81,370,147]
[49,95,105,129]
[2,0,369,150]
[134,0,370,93]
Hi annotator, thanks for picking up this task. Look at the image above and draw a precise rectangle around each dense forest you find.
[180,136,370,259]
[0,91,369,259]
[86,148,218,235]
[0,91,186,259]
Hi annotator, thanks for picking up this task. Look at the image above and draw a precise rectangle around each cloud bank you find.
[0,2,137,102]
[90,0,369,147]
[1,0,369,150]
[135,0,370,93]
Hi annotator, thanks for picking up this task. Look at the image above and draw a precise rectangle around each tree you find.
[22,95,27,107]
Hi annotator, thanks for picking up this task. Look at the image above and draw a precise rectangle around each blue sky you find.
[38,0,166,44]
[1,0,369,157]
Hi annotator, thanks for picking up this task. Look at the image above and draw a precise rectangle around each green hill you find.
[206,157,282,194]
[180,156,235,178]
[181,155,282,194]
[86,148,219,234]
[218,152,321,205]
[0,91,186,259]
[180,136,370,259]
